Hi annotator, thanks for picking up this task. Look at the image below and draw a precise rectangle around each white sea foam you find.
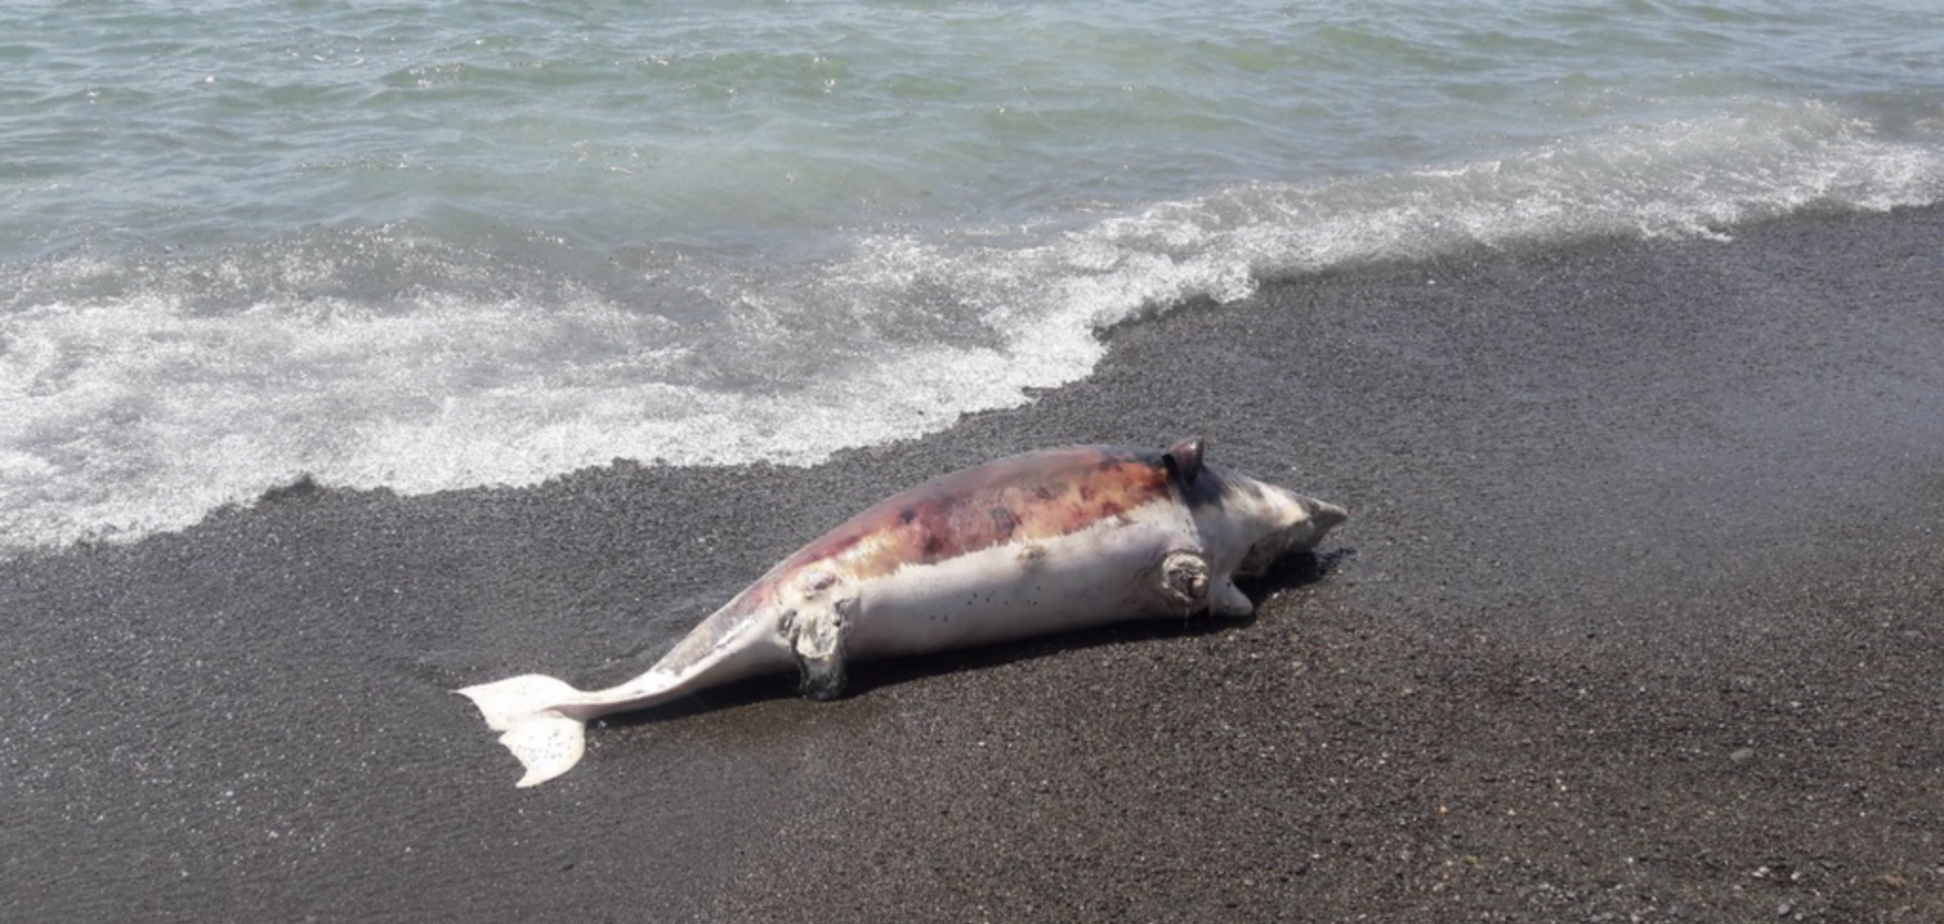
[3,103,1942,553]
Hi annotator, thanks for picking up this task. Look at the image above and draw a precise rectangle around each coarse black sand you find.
[4,205,1941,923]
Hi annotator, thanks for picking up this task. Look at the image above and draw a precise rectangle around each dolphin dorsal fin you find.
[1164,436,1204,486]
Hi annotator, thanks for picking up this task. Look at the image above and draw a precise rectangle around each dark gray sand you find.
[5,206,1942,923]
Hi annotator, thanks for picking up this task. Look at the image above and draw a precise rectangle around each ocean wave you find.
[3,101,1941,553]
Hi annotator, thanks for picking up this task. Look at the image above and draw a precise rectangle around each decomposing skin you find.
[457,437,1347,787]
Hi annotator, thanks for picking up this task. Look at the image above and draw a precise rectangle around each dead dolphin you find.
[458,437,1346,787]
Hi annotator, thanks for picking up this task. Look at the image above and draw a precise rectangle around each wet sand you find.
[4,205,1942,922]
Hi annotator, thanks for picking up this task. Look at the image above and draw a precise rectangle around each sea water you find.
[4,0,1942,552]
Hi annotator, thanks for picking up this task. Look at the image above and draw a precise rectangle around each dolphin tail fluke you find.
[456,674,590,788]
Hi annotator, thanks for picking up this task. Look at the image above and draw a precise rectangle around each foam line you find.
[3,102,1941,553]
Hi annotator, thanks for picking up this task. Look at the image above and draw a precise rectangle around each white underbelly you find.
[845,511,1193,658]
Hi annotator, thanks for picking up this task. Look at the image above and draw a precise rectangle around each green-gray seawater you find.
[4,0,1942,550]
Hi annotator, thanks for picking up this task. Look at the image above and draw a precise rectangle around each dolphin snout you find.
[1309,499,1349,533]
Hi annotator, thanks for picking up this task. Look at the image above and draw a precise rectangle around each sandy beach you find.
[5,205,1941,923]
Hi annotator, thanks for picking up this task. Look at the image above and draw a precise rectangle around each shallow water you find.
[4,0,1942,551]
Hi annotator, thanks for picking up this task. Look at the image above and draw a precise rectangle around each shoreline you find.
[5,205,1942,922]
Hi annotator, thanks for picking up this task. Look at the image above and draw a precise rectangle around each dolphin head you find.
[1165,437,1347,578]
[1229,480,1348,578]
